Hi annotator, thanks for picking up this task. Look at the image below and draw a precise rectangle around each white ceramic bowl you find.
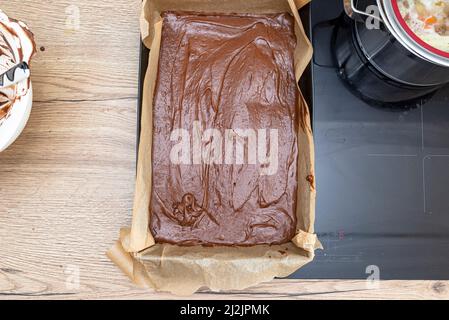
[0,83,33,152]
[0,9,36,152]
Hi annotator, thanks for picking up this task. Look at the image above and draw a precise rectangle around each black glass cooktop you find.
[292,0,449,280]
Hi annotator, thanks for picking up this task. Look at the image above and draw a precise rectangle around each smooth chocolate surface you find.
[150,11,299,246]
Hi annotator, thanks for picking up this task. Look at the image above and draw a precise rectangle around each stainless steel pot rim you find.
[377,0,439,65]
[354,21,443,86]
[376,0,425,59]
[378,0,449,68]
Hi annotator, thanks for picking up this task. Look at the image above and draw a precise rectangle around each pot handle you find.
[343,0,383,23]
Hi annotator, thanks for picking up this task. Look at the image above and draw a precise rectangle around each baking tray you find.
[135,4,314,279]
[137,4,313,153]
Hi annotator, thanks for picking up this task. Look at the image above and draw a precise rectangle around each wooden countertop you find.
[0,0,448,300]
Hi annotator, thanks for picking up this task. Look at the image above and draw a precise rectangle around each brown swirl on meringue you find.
[0,10,36,124]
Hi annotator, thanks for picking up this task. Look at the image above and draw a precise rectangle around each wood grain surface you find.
[0,0,448,300]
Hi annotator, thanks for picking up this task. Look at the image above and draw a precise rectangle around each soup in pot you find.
[398,0,449,52]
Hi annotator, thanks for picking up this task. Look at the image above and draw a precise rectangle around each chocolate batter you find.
[150,12,299,246]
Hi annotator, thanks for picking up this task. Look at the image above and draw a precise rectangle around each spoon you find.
[0,62,30,89]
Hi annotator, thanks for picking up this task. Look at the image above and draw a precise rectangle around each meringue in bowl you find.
[0,9,36,152]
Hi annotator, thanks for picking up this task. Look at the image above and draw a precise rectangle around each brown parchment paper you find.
[107,0,321,296]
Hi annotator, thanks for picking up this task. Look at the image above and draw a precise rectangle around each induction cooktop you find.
[292,0,449,280]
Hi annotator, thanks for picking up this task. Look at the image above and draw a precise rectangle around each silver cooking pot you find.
[331,0,449,107]
[343,0,449,87]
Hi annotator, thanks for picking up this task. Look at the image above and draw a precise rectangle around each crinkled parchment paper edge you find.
[108,0,321,296]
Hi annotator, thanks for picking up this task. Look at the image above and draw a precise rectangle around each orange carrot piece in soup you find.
[425,16,438,24]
